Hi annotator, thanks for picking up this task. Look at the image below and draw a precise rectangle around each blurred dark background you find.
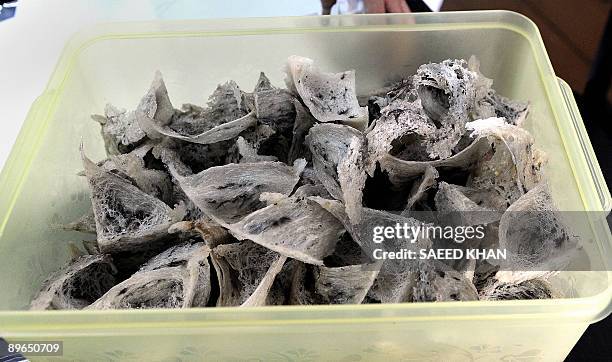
[443,0,611,100]
[441,2,612,361]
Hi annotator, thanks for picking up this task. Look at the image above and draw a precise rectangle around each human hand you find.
[321,0,337,15]
[364,0,411,13]
[321,0,411,15]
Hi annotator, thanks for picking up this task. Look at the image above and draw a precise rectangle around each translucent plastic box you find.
[0,11,610,361]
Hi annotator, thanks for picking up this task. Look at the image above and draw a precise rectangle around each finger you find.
[365,0,386,13]
[321,0,337,15]
[385,0,410,13]
[400,1,412,12]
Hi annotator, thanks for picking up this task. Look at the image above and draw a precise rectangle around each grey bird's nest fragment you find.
[402,165,439,212]
[288,99,316,163]
[465,118,546,208]
[30,255,117,310]
[290,262,379,305]
[265,259,297,305]
[496,183,577,278]
[434,182,501,226]
[91,103,147,155]
[140,242,212,307]
[412,261,479,302]
[292,167,333,199]
[170,160,305,224]
[139,108,257,146]
[380,115,546,194]
[82,149,184,253]
[366,99,436,169]
[168,218,232,248]
[241,255,288,307]
[137,74,256,145]
[228,195,345,265]
[138,70,175,126]
[242,75,297,163]
[480,278,556,300]
[474,90,530,127]
[378,136,492,186]
[244,72,275,110]
[307,123,367,223]
[91,70,171,155]
[235,136,278,163]
[254,88,295,122]
[413,58,491,159]
[285,55,368,129]
[169,79,247,135]
[88,268,186,309]
[95,143,174,204]
[152,137,237,176]
[310,197,432,303]
[89,242,211,309]
[211,240,286,307]
[310,197,431,257]
[230,124,278,164]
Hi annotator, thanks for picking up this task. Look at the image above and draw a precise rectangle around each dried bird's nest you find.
[32,56,576,310]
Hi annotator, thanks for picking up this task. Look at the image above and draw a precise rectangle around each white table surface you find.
[0,0,441,170]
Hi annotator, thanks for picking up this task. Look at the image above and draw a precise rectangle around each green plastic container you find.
[0,11,610,361]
